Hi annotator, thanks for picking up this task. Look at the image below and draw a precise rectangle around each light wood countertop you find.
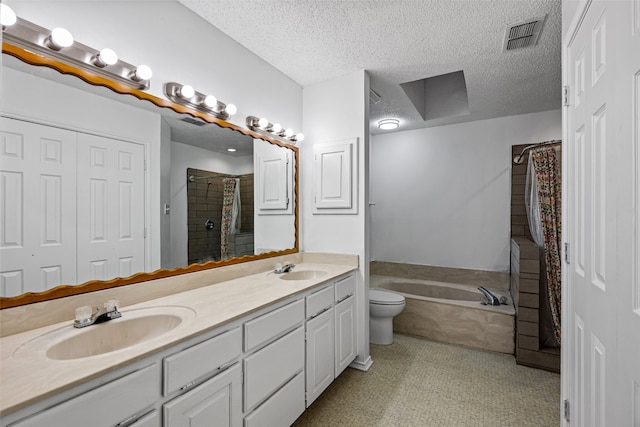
[0,262,356,416]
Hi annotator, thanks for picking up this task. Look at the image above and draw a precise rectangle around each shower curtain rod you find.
[513,139,562,165]
[187,174,244,183]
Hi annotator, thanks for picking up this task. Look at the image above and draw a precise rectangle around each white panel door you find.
[305,308,334,407]
[565,1,640,425]
[615,0,640,423]
[0,117,77,295]
[334,296,356,377]
[76,133,145,284]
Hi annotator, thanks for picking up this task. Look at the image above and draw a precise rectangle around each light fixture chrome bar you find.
[3,17,151,90]
[164,82,232,121]
[246,115,303,145]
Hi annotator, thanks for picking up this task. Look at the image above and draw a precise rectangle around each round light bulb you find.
[224,104,237,116]
[133,64,153,81]
[284,128,293,138]
[272,123,282,133]
[48,27,74,50]
[95,48,118,67]
[1,4,17,27]
[295,133,305,142]
[202,95,217,109]
[258,117,269,129]
[179,85,195,99]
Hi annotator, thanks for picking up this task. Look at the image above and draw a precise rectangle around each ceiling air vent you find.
[180,117,207,126]
[369,88,382,105]
[503,15,547,51]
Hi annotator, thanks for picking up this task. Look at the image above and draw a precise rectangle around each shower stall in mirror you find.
[186,168,255,263]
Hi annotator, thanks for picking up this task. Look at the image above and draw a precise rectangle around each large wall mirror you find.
[0,44,298,308]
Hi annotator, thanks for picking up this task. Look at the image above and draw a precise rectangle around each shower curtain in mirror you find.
[221,178,241,260]
[529,146,562,344]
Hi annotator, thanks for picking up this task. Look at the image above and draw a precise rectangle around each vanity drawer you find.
[334,273,356,303]
[11,364,158,427]
[244,299,304,352]
[243,326,304,412]
[244,371,305,427]
[163,327,241,396]
[306,284,333,319]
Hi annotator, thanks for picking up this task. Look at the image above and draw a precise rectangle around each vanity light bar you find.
[246,116,304,145]
[164,82,236,121]
[2,16,152,90]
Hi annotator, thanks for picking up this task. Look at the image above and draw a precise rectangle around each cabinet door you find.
[335,296,356,376]
[313,139,357,214]
[305,308,334,407]
[163,364,241,427]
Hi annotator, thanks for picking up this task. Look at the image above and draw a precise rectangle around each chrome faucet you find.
[274,262,296,274]
[478,286,501,306]
[74,300,122,328]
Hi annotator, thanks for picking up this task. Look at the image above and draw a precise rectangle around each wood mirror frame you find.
[0,42,299,309]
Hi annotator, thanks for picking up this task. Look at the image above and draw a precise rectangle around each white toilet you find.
[369,289,406,345]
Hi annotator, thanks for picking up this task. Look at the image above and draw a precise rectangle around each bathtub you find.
[371,275,515,354]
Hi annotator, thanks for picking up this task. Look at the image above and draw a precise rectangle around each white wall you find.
[169,141,252,268]
[370,109,561,272]
[302,70,371,369]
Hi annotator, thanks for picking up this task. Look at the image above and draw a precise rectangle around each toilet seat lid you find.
[370,289,405,305]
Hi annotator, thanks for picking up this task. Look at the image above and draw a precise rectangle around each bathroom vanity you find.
[0,263,357,427]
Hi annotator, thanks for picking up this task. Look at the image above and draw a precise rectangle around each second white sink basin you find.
[278,270,327,281]
[13,306,196,361]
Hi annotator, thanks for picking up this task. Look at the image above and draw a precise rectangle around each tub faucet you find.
[74,300,121,328]
[478,286,501,306]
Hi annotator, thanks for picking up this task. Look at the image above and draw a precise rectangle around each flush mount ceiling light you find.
[2,14,152,89]
[246,116,303,145]
[378,119,399,130]
[164,82,236,120]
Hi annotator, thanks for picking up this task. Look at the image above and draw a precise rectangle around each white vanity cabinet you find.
[242,299,305,427]
[305,285,335,406]
[162,328,243,427]
[9,363,159,427]
[305,272,356,407]
[163,364,242,427]
[334,274,357,376]
[2,268,358,427]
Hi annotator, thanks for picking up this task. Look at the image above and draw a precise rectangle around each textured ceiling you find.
[179,0,561,134]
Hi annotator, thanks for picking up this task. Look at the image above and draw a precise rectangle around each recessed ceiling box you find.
[400,70,470,121]
[503,15,547,51]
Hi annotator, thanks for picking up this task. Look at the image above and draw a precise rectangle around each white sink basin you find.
[13,306,196,361]
[278,270,327,281]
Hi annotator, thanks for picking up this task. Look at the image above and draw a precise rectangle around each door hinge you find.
[564,242,570,264]
[563,399,570,422]
[563,86,570,107]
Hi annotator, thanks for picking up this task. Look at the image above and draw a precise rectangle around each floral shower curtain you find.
[220,178,241,260]
[530,146,562,343]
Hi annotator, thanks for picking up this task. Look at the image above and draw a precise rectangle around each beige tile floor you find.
[294,334,560,427]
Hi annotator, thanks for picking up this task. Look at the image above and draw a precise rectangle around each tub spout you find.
[478,286,501,306]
